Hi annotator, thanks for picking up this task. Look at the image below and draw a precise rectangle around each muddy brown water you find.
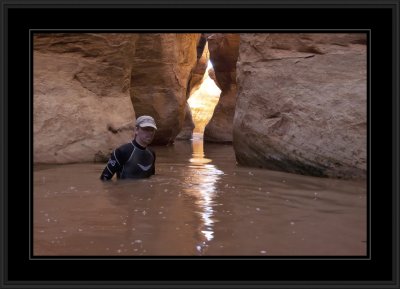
[34,135,367,256]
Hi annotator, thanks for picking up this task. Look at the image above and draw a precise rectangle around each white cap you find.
[136,115,157,130]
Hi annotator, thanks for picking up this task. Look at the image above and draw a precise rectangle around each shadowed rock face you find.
[204,34,240,143]
[177,34,209,140]
[33,33,368,179]
[130,33,201,145]
[34,33,138,163]
[233,33,367,179]
[34,33,201,163]
[187,34,209,96]
[175,103,195,140]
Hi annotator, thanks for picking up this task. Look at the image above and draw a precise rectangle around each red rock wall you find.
[233,33,367,179]
[34,33,201,163]
[130,33,201,145]
[204,34,240,143]
[34,33,138,163]
[177,34,209,140]
[34,33,368,179]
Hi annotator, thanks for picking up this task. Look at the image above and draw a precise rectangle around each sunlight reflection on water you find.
[184,137,224,253]
[34,134,367,256]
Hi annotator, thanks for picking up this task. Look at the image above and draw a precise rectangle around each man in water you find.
[100,115,157,180]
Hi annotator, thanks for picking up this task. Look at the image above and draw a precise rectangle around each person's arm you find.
[150,150,156,176]
[100,149,123,181]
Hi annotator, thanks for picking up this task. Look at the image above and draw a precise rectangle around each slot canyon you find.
[33,32,366,179]
[33,33,367,256]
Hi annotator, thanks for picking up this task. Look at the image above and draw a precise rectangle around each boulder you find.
[233,33,367,179]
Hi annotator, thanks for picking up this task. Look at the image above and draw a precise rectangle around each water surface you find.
[34,135,367,256]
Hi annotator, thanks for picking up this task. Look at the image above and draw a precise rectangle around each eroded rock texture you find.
[233,33,367,179]
[177,34,209,140]
[33,32,367,179]
[187,34,209,96]
[175,103,196,140]
[34,33,138,163]
[204,34,240,143]
[131,33,201,145]
[34,33,202,163]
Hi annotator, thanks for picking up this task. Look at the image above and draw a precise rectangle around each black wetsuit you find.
[100,139,155,180]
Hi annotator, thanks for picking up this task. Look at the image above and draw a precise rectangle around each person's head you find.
[134,115,157,147]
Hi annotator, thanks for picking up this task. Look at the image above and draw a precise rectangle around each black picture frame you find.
[1,0,399,288]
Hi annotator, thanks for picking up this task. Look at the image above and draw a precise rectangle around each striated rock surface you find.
[33,33,138,163]
[34,33,201,163]
[130,33,201,145]
[187,35,209,96]
[177,35,210,140]
[233,33,367,179]
[33,32,367,180]
[204,34,240,143]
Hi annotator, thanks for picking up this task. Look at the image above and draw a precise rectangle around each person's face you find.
[135,126,156,147]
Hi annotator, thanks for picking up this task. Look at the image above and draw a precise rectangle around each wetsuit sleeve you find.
[100,149,124,181]
[150,150,156,176]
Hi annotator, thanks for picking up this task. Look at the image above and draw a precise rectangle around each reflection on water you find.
[33,136,367,256]
[185,135,224,253]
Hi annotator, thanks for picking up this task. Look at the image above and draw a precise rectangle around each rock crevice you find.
[33,33,367,179]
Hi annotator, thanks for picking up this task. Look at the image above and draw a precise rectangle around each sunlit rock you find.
[188,69,221,134]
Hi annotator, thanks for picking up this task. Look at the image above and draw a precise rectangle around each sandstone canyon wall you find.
[233,33,367,179]
[176,35,209,140]
[34,32,367,179]
[34,33,202,162]
[204,33,240,143]
[130,33,201,145]
[34,33,138,163]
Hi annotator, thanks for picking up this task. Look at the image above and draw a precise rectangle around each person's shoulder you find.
[115,142,135,154]
[147,147,156,157]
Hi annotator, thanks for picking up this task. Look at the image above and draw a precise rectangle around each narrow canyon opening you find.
[32,32,368,257]
[188,59,221,138]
